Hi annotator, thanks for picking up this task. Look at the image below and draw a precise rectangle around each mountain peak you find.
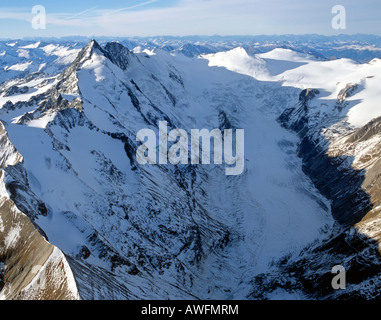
[86,39,106,55]
[61,40,136,77]
[76,39,106,64]
[55,40,107,95]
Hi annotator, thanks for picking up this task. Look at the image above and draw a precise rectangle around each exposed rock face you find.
[0,198,80,300]
[329,117,381,254]
[3,86,29,97]
[248,226,381,300]
[104,42,137,71]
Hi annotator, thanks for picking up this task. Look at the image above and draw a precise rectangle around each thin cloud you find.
[42,0,163,30]
[66,6,99,20]
[48,0,265,35]
[104,0,160,15]
[0,7,33,21]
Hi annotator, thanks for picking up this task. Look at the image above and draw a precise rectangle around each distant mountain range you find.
[2,34,381,62]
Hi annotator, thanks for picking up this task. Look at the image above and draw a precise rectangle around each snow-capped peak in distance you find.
[257,48,322,62]
[19,41,41,49]
[202,47,270,80]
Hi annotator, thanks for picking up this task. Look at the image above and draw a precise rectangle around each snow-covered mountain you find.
[0,37,380,300]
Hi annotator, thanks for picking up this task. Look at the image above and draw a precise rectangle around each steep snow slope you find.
[0,121,79,300]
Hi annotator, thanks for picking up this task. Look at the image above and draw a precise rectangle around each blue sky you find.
[0,0,380,38]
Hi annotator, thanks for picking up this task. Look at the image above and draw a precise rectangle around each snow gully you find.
[136,121,245,176]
